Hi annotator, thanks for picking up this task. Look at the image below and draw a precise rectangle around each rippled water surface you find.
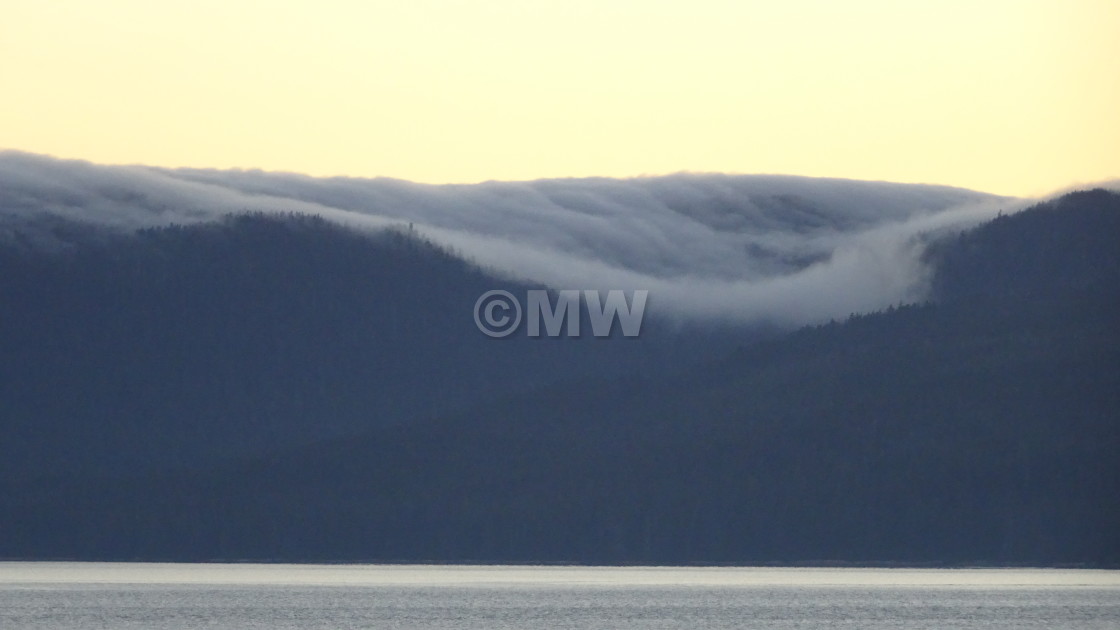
[2,563,1118,629]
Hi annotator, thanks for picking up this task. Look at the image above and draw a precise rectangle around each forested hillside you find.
[1,191,1117,565]
[0,213,722,477]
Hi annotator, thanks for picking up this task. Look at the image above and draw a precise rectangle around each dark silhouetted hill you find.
[928,188,1120,301]
[0,213,725,478]
[1,190,1117,566]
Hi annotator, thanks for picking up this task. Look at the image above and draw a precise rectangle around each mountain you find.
[0,213,728,477]
[1,189,1116,565]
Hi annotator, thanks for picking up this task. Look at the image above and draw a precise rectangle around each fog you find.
[1,151,1033,326]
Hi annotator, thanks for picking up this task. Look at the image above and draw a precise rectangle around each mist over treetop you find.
[1,151,1025,327]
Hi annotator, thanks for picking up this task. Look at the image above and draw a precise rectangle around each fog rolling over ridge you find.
[1,151,1012,327]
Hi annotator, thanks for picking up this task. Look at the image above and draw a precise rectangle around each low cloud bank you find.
[2,151,1037,327]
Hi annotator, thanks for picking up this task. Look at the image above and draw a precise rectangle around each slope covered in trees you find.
[0,213,724,478]
[1,191,1117,565]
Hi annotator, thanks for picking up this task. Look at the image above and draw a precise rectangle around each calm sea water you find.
[1,563,1118,629]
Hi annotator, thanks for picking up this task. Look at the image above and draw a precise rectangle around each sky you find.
[2,0,1117,197]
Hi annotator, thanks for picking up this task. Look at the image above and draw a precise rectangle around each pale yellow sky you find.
[2,0,1117,196]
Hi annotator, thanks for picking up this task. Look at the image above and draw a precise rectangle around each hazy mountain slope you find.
[928,188,1120,300]
[0,213,728,478]
[4,190,1116,565]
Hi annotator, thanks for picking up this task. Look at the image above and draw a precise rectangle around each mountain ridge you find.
[2,189,1116,565]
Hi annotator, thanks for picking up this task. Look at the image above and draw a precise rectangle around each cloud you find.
[1,150,1027,327]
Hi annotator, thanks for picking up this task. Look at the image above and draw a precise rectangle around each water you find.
[2,563,1118,629]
